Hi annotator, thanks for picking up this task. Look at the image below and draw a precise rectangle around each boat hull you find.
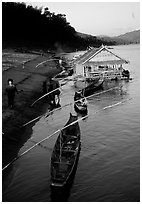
[51,142,81,187]
[84,79,104,96]
[74,77,100,89]
[74,102,87,114]
[50,114,81,187]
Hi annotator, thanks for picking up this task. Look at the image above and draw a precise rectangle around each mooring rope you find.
[2,97,132,171]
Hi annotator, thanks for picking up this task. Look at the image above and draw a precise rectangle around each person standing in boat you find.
[74,90,84,101]
[5,78,19,108]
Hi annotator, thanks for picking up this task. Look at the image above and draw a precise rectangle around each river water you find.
[2,44,140,202]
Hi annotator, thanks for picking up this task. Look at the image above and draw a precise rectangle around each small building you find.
[73,45,129,80]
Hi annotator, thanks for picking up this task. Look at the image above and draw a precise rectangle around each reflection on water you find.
[2,44,140,202]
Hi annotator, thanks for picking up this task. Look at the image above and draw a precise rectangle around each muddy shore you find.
[2,49,62,168]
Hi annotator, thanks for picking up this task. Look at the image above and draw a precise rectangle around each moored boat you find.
[74,99,87,114]
[74,75,100,89]
[74,90,88,113]
[50,113,81,187]
[83,78,104,96]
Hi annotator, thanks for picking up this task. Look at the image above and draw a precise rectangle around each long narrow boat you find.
[74,99,87,114]
[84,78,104,96]
[50,113,81,187]
[74,75,100,89]
[74,91,88,114]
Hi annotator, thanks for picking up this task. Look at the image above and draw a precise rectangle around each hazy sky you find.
[27,1,140,37]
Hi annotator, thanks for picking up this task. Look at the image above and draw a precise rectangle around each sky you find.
[26,1,140,37]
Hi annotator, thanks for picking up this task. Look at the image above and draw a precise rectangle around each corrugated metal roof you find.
[74,45,129,65]
[73,47,100,64]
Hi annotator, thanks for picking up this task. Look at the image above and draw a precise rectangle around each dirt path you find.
[2,50,61,167]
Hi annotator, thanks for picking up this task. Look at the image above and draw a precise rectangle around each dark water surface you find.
[2,44,140,202]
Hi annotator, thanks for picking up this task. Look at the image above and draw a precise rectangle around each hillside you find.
[2,2,139,51]
[97,30,140,45]
[3,2,113,51]
[78,30,140,46]
[115,30,140,44]
[76,32,116,47]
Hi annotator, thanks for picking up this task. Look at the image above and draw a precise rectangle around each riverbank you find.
[2,49,61,167]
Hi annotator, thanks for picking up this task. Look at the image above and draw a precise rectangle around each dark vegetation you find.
[2,2,116,52]
[2,2,139,52]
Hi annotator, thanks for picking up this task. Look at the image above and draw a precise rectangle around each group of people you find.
[42,78,61,107]
[5,77,61,109]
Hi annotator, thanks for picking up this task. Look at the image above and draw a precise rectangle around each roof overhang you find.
[81,46,129,65]
[84,59,129,65]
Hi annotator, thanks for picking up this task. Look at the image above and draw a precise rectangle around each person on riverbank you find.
[5,78,19,108]
[48,78,60,107]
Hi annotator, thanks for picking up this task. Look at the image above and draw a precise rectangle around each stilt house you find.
[73,45,129,80]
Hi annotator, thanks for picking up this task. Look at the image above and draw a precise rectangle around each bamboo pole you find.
[35,58,59,68]
[2,97,132,171]
[22,86,120,127]
[31,87,60,107]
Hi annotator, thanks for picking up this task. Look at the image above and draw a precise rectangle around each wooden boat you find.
[74,74,104,96]
[84,78,104,96]
[50,113,81,187]
[74,91,87,113]
[50,147,81,201]
[74,75,100,89]
[74,99,87,113]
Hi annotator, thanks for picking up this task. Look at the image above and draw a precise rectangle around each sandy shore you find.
[2,49,61,167]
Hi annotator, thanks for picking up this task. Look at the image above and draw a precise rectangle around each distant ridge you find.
[116,30,140,44]
[97,30,140,45]
[77,30,140,46]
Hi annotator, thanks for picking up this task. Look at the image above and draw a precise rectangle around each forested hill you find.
[2,2,115,52]
[2,2,139,52]
[2,2,77,50]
